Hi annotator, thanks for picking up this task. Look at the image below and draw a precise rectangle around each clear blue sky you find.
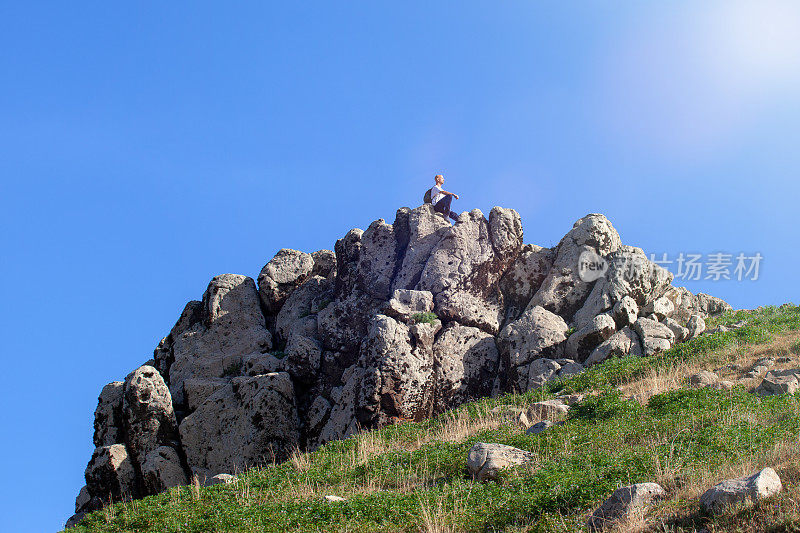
[2,2,799,531]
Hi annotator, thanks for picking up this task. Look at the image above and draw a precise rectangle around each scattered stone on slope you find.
[585,327,642,366]
[93,381,124,447]
[122,365,180,472]
[257,249,315,313]
[700,468,782,515]
[526,420,555,436]
[324,495,346,502]
[689,370,719,388]
[587,483,665,531]
[206,473,236,486]
[523,399,569,422]
[756,369,800,396]
[141,446,188,494]
[633,317,675,357]
[179,372,300,480]
[467,442,534,481]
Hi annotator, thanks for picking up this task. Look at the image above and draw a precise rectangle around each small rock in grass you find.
[467,442,534,481]
[526,420,555,436]
[756,369,800,396]
[689,371,718,388]
[324,495,346,502]
[712,380,734,391]
[206,473,236,486]
[587,482,665,531]
[700,467,782,515]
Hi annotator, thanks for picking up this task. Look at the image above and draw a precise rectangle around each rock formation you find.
[69,206,732,524]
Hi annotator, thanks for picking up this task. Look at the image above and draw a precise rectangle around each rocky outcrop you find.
[74,207,733,516]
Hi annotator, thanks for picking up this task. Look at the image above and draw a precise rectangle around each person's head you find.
[434,174,444,185]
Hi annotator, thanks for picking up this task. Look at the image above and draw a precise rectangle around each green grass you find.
[411,312,439,325]
[68,304,800,533]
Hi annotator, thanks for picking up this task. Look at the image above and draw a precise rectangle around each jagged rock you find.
[500,244,554,313]
[384,289,434,320]
[498,305,568,391]
[588,483,665,531]
[690,370,719,388]
[558,361,585,378]
[633,317,675,357]
[141,446,188,494]
[612,296,638,328]
[530,214,622,318]
[641,296,675,320]
[65,512,86,529]
[123,366,179,471]
[687,314,706,339]
[526,420,555,435]
[315,366,364,447]
[434,289,504,334]
[307,396,332,431]
[694,293,733,317]
[662,317,689,343]
[179,372,300,479]
[317,291,381,353]
[392,205,450,290]
[257,249,315,313]
[565,314,616,362]
[664,286,695,322]
[433,324,499,409]
[572,246,673,329]
[206,473,236,486]
[756,369,800,396]
[93,382,124,447]
[160,274,273,405]
[84,444,137,502]
[586,327,642,366]
[357,315,439,425]
[700,468,782,515]
[467,442,534,481]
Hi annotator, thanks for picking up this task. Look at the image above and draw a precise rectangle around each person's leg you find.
[448,209,458,222]
[434,194,452,215]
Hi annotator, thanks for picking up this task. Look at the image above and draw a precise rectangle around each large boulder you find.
[84,444,137,502]
[700,468,782,515]
[564,314,616,362]
[633,317,675,357]
[357,315,439,426]
[587,483,665,531]
[141,446,188,494]
[433,324,499,410]
[529,214,622,318]
[572,246,673,329]
[497,306,569,392]
[157,274,273,405]
[275,275,332,342]
[93,382,124,447]
[257,249,315,313]
[585,326,643,366]
[500,244,554,314]
[467,442,534,481]
[179,372,300,480]
[355,219,400,299]
[122,365,179,471]
[641,296,675,320]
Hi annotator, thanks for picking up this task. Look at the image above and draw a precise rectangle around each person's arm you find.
[440,189,459,199]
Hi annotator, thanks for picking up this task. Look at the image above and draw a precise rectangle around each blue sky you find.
[2,2,800,531]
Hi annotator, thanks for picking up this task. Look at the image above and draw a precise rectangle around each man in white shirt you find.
[430,174,460,223]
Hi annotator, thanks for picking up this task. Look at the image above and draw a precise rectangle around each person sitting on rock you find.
[430,174,459,223]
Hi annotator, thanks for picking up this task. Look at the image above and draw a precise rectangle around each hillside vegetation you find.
[68,304,800,533]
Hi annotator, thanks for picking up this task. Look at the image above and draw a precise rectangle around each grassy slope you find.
[69,304,800,533]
